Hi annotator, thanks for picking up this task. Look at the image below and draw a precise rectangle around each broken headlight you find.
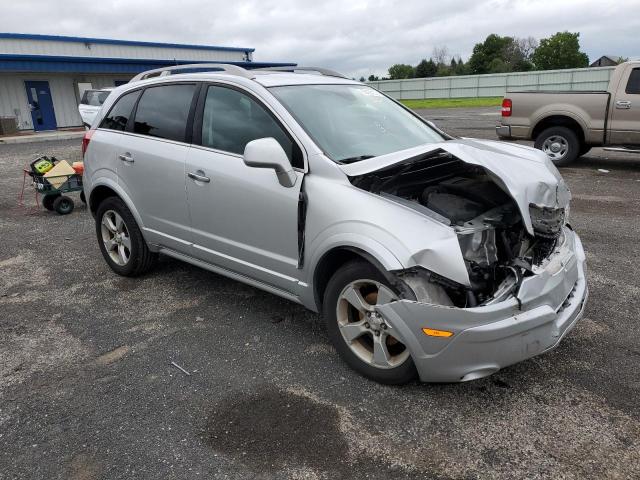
[528,204,565,239]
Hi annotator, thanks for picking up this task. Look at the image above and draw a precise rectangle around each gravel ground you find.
[1,110,639,479]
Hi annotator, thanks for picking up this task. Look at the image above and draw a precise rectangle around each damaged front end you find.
[342,141,586,382]
[348,147,569,308]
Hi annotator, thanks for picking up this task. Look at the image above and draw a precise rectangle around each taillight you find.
[501,98,512,117]
[82,130,94,157]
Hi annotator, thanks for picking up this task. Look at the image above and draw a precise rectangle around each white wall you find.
[0,38,250,62]
[367,66,616,100]
[0,73,131,130]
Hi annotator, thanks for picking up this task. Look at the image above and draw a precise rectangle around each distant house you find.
[590,55,624,67]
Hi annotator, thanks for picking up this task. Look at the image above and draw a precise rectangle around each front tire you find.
[324,260,418,384]
[95,197,157,277]
[534,126,580,167]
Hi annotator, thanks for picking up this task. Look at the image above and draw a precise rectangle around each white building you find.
[0,33,294,132]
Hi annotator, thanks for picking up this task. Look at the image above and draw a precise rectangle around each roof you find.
[125,71,358,88]
[0,54,295,74]
[253,72,359,87]
[0,32,254,53]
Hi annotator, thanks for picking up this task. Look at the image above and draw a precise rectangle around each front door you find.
[609,66,640,145]
[185,84,305,293]
[25,81,57,131]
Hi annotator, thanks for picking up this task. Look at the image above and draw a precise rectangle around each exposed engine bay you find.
[349,151,566,308]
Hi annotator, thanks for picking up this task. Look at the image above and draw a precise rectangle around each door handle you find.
[118,153,134,163]
[187,171,211,183]
[616,100,631,109]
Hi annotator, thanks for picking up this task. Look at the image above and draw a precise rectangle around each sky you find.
[1,0,639,78]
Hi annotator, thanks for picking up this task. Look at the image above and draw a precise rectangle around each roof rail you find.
[250,66,348,79]
[130,63,253,82]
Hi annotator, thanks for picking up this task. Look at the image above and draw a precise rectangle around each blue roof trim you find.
[0,54,295,74]
[0,33,255,53]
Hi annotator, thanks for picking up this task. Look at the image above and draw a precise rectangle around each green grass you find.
[399,97,503,109]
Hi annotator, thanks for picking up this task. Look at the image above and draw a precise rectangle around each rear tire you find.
[324,260,418,385]
[53,195,74,215]
[534,126,580,167]
[95,196,157,277]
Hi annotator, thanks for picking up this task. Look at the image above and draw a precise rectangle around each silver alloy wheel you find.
[541,135,569,161]
[336,279,410,369]
[100,210,131,266]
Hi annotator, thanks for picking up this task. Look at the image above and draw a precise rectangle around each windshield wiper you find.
[338,155,375,164]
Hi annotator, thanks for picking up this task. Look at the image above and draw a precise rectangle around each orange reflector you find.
[422,328,454,338]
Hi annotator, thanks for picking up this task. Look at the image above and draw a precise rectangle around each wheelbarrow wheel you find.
[80,190,86,204]
[42,193,60,211]
[53,195,74,215]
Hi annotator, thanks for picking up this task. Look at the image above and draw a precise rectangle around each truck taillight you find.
[82,130,94,157]
[501,98,512,117]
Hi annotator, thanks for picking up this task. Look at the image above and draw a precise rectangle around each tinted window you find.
[200,86,302,168]
[100,90,140,132]
[626,68,640,94]
[133,84,196,142]
[81,89,110,106]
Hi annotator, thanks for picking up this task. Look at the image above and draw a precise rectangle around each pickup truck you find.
[496,61,640,165]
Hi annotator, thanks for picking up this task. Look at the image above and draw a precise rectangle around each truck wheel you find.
[53,195,74,215]
[579,144,592,157]
[534,126,580,167]
[324,260,418,385]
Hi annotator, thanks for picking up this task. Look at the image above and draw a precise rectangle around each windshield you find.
[269,84,444,162]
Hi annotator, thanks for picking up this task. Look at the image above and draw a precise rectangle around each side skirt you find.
[158,247,303,305]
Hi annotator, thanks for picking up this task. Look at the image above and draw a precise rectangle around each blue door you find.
[25,81,58,131]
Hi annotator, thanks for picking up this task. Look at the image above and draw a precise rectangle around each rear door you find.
[114,83,198,252]
[609,66,640,145]
[184,83,305,292]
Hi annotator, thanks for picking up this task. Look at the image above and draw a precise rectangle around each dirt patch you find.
[95,345,130,365]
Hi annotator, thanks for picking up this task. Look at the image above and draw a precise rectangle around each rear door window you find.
[133,84,197,142]
[199,85,303,168]
[100,90,140,132]
[625,68,640,94]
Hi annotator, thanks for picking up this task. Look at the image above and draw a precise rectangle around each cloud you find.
[1,0,639,77]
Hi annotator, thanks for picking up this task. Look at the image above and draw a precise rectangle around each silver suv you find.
[83,64,588,384]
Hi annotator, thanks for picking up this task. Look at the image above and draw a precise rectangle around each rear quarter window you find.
[99,90,140,132]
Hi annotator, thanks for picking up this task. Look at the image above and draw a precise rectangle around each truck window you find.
[626,68,640,94]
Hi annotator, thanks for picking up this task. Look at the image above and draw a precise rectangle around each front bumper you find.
[377,229,588,382]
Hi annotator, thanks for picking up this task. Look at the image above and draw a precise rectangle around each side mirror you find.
[243,138,297,188]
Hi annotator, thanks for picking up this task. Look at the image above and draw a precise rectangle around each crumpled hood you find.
[339,138,571,235]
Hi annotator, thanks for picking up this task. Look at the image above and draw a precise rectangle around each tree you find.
[415,58,437,78]
[388,64,414,79]
[359,76,366,82]
[532,32,589,70]
[367,74,379,81]
[432,45,450,67]
[468,34,534,74]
